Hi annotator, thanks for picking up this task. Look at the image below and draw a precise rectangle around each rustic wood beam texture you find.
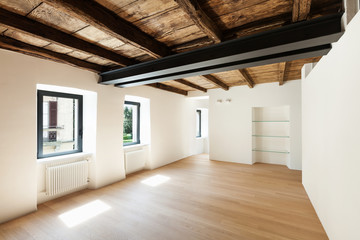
[174,0,222,43]
[202,74,229,91]
[0,35,105,72]
[175,79,207,92]
[148,83,188,96]
[102,13,343,87]
[309,0,343,18]
[278,62,287,85]
[172,37,214,53]
[292,0,312,22]
[42,0,170,58]
[238,69,255,88]
[0,7,135,66]
[225,13,291,40]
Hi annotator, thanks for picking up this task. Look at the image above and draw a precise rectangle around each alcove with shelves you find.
[252,106,290,166]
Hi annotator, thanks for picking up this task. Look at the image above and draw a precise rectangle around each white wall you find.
[190,81,302,169]
[0,49,206,223]
[0,50,125,223]
[302,12,360,240]
[119,87,208,170]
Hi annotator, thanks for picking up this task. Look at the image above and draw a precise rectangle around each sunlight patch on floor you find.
[141,174,170,187]
[59,200,111,228]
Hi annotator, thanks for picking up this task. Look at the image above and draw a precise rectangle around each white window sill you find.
[123,143,149,150]
[37,152,92,164]
[196,137,207,140]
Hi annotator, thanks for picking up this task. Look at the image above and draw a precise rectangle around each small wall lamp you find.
[216,98,231,104]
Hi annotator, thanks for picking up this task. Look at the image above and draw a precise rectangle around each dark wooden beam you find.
[202,75,229,91]
[175,79,207,92]
[292,0,312,22]
[309,0,343,19]
[0,7,135,66]
[102,13,343,87]
[278,62,287,85]
[0,35,106,72]
[42,0,170,58]
[147,83,188,96]
[174,0,222,43]
[225,13,291,40]
[171,37,214,53]
[238,69,255,88]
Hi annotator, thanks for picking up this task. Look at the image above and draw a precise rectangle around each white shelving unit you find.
[252,106,290,166]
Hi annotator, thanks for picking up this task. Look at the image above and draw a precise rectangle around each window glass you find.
[123,101,140,145]
[196,110,201,138]
[38,91,82,158]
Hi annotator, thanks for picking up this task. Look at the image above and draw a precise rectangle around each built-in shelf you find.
[252,120,290,122]
[252,106,290,165]
[252,135,290,138]
[252,149,290,154]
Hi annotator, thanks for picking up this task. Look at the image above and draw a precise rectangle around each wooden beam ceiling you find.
[172,37,214,53]
[148,83,188,96]
[0,7,135,66]
[42,0,170,59]
[174,0,222,43]
[101,13,342,87]
[175,79,207,92]
[175,13,291,52]
[292,0,312,22]
[225,13,291,40]
[238,69,255,88]
[0,35,105,72]
[0,0,342,93]
[202,74,229,91]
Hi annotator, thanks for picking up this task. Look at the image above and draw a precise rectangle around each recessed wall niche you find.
[252,106,290,166]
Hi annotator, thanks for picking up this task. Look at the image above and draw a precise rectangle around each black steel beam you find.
[99,13,343,87]
[116,45,331,87]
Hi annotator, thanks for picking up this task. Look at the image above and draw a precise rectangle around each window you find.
[196,110,201,138]
[123,101,140,146]
[37,90,83,158]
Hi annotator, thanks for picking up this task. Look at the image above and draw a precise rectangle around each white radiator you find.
[46,160,89,196]
[125,149,146,174]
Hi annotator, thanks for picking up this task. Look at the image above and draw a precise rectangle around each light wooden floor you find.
[0,154,327,240]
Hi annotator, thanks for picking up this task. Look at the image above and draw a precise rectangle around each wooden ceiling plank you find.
[0,35,105,72]
[202,74,229,90]
[278,62,287,85]
[0,7,135,66]
[171,37,214,53]
[42,0,170,58]
[175,79,207,92]
[225,13,291,40]
[148,83,188,96]
[238,69,255,88]
[292,0,312,22]
[174,0,222,43]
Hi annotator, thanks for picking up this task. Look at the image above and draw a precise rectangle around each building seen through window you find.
[38,90,83,158]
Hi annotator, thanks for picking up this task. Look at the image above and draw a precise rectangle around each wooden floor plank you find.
[0,154,327,239]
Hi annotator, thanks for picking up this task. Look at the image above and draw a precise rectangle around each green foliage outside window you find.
[123,106,133,143]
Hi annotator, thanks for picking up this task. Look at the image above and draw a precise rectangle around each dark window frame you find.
[196,109,202,138]
[37,90,83,159]
[123,101,141,146]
